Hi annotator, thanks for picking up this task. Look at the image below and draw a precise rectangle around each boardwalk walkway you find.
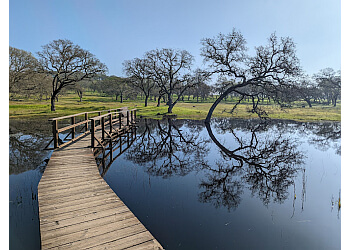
[38,110,163,249]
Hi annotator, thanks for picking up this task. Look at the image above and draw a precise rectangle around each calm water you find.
[9,118,341,249]
[9,119,52,249]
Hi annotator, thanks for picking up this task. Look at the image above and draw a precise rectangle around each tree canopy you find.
[9,46,39,96]
[37,39,108,111]
[201,29,301,122]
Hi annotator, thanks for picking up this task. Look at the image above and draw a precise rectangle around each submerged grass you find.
[9,92,341,121]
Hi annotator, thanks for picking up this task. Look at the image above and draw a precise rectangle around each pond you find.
[9,118,341,249]
[9,119,52,249]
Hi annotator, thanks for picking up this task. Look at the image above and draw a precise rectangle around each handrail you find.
[90,108,137,148]
[48,109,120,121]
[90,111,118,120]
[45,107,137,150]
[57,120,89,133]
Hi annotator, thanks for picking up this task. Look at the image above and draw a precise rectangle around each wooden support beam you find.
[91,119,95,148]
[71,117,75,139]
[127,111,130,126]
[53,120,58,149]
[109,113,113,135]
[101,116,105,141]
[85,113,88,132]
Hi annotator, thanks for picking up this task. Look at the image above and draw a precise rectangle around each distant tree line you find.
[9,32,340,114]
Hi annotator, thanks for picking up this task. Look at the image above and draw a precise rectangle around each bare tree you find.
[37,39,107,111]
[201,29,301,122]
[9,46,39,98]
[123,58,156,107]
[294,75,318,107]
[314,68,341,106]
[145,48,197,113]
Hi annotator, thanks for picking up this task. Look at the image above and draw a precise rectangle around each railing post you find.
[101,116,105,141]
[119,113,122,129]
[91,119,95,148]
[53,120,58,149]
[85,113,88,132]
[134,110,137,123]
[71,116,75,139]
[109,113,113,135]
[98,111,101,126]
[127,110,130,126]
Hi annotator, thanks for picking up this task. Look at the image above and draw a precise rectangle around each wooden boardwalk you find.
[38,112,163,249]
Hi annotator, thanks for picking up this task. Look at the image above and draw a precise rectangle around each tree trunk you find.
[51,95,56,111]
[332,96,337,106]
[168,93,173,113]
[168,104,173,113]
[205,85,238,123]
[144,95,148,107]
[120,93,123,103]
[157,95,161,107]
[305,99,312,108]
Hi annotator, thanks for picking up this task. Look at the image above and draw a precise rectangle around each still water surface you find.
[9,118,340,249]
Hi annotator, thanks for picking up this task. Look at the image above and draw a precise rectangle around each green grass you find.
[9,91,341,121]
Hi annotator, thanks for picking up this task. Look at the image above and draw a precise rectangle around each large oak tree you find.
[37,39,107,111]
[314,68,341,106]
[145,48,198,113]
[9,46,39,97]
[123,58,156,107]
[201,29,301,122]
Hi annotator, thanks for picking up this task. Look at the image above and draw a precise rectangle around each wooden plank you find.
[42,217,141,249]
[52,224,147,249]
[41,212,136,241]
[39,196,121,215]
[39,200,125,223]
[38,179,106,195]
[38,119,163,250]
[38,178,102,190]
[89,231,159,250]
[38,184,112,201]
[40,206,132,231]
[38,189,114,209]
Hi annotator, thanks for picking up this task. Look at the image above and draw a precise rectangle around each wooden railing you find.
[94,126,137,177]
[44,107,137,150]
[90,108,137,148]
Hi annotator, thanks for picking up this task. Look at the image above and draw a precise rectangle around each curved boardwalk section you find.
[38,134,163,249]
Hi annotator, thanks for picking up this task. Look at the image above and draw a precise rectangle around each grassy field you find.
[9,91,341,121]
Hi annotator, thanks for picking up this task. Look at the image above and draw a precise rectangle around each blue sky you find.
[9,0,341,78]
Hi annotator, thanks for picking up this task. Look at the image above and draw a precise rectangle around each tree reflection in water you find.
[202,119,305,210]
[125,118,210,178]
[302,122,341,155]
[124,118,307,211]
[9,119,52,175]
